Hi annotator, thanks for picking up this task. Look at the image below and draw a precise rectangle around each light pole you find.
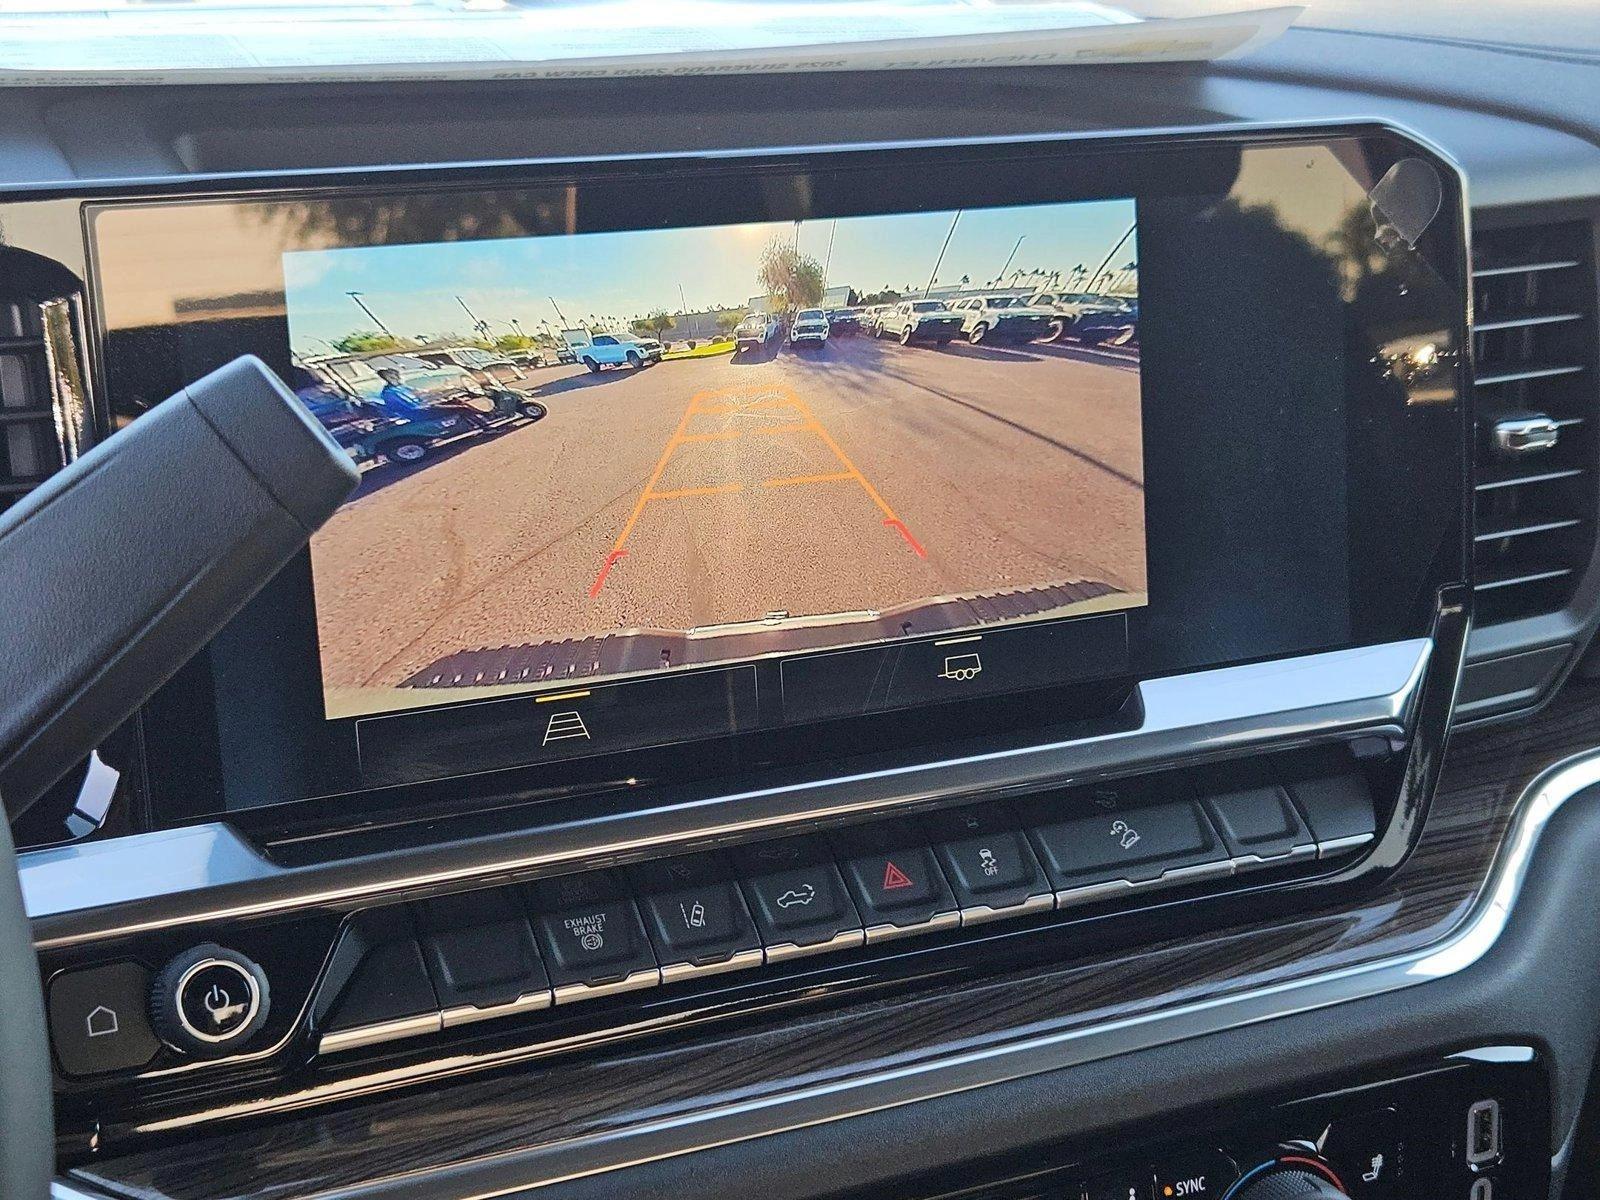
[1087,224,1136,294]
[549,296,571,327]
[994,235,1024,287]
[822,218,837,294]
[923,210,962,298]
[455,295,492,343]
[346,291,395,337]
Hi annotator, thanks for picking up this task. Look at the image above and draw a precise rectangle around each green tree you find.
[331,330,407,353]
[633,309,676,337]
[757,235,826,312]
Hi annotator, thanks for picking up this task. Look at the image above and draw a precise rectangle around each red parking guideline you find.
[884,518,926,559]
[588,549,628,599]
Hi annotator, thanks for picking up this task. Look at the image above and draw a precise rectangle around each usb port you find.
[1468,1098,1502,1165]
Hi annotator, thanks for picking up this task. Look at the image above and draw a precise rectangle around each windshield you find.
[1124,0,1596,50]
[986,297,1022,308]
[796,310,824,322]
[0,0,1591,82]
[910,301,943,312]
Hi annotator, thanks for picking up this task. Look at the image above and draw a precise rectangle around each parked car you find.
[734,312,780,351]
[876,299,964,346]
[414,345,524,381]
[573,333,665,371]
[827,308,863,335]
[858,304,894,336]
[788,308,831,348]
[1028,291,1138,341]
[1073,304,1139,347]
[950,295,1057,345]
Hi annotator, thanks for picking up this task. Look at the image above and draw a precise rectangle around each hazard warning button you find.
[831,821,959,942]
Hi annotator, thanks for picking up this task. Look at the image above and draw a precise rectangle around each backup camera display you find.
[284,199,1147,720]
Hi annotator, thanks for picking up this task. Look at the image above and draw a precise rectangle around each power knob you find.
[150,944,270,1058]
[1226,1158,1350,1200]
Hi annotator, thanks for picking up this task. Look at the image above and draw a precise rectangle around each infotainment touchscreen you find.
[280,202,1146,721]
[90,127,1469,818]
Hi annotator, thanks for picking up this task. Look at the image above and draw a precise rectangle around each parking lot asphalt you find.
[311,332,1147,703]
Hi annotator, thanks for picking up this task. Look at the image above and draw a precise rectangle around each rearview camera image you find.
[284,199,1146,719]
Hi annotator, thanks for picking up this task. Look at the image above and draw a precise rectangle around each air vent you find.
[0,247,95,514]
[1472,222,1599,625]
[0,298,61,511]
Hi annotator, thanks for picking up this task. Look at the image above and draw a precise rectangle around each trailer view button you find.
[882,612,1130,709]
[357,665,757,786]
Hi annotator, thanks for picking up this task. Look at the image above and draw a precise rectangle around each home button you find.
[47,961,162,1077]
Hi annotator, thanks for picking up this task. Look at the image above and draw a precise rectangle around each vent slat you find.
[1475,565,1576,592]
[1474,311,1585,333]
[1475,517,1584,543]
[0,408,53,425]
[1472,258,1581,279]
[1475,362,1586,387]
[1471,221,1597,626]
[1476,467,1587,492]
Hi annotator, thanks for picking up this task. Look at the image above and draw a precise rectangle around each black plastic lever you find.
[0,355,359,817]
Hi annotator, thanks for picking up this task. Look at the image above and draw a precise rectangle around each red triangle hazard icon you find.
[882,860,914,891]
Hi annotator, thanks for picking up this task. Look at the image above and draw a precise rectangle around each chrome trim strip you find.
[344,745,1599,1197]
[440,989,554,1030]
[1317,832,1375,859]
[863,911,961,945]
[1053,856,1235,911]
[551,968,662,1006]
[763,929,867,964]
[958,892,1055,928]
[659,949,766,986]
[317,1012,442,1056]
[21,638,1432,949]
[1230,843,1318,873]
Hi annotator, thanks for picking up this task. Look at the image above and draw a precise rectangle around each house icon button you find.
[85,1005,120,1038]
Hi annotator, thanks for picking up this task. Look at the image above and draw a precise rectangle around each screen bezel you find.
[83,123,1472,830]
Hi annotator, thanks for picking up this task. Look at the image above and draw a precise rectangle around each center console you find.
[6,120,1476,1183]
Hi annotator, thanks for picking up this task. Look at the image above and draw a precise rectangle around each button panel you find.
[303,768,1374,1056]
[48,767,1368,1066]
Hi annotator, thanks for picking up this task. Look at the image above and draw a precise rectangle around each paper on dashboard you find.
[0,2,1302,87]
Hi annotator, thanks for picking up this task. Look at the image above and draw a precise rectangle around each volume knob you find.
[150,943,270,1058]
[1227,1160,1349,1200]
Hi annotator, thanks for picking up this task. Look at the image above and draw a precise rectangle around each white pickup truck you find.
[564,330,665,372]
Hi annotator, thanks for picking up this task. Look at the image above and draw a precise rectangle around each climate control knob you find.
[150,943,270,1057]
[1227,1159,1350,1200]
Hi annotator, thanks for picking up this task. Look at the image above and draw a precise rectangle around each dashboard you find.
[2,26,1600,1200]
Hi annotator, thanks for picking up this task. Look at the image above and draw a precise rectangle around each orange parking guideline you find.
[763,471,854,488]
[591,380,928,598]
[607,388,704,555]
[650,483,744,500]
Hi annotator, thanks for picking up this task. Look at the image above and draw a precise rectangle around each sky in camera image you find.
[282,197,1136,348]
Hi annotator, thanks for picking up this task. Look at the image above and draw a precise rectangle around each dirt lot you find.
[311,333,1146,711]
